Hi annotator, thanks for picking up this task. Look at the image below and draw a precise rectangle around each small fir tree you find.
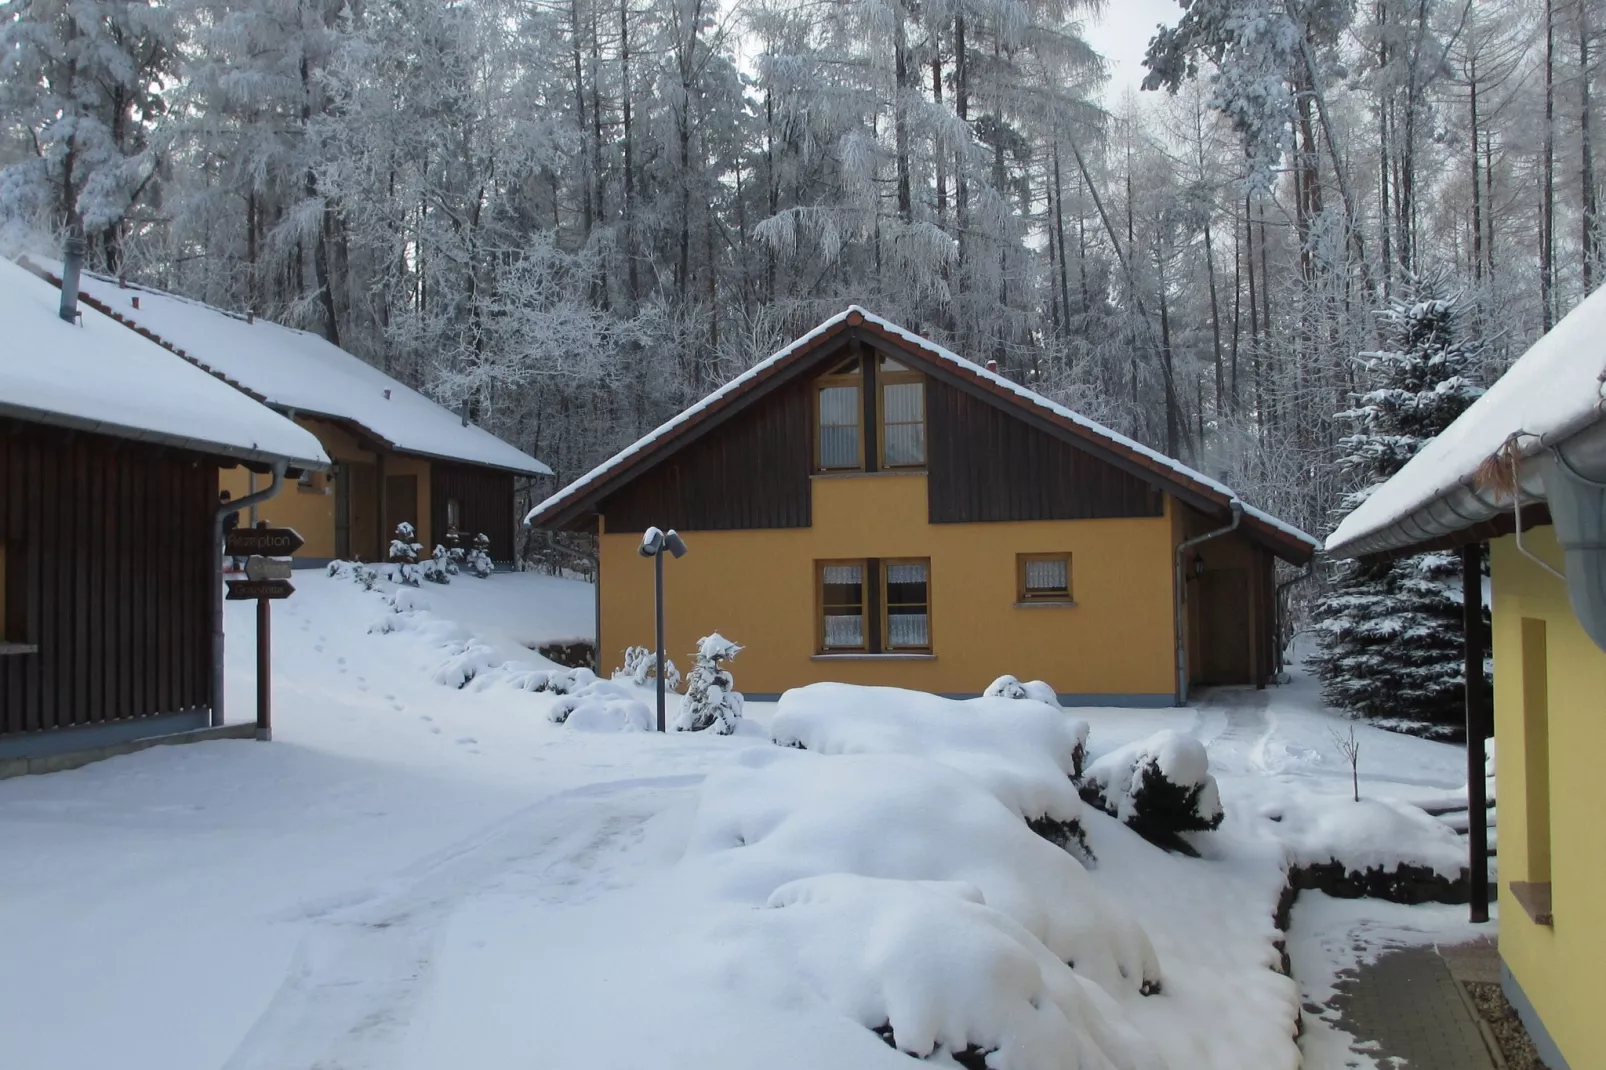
[1309,276,1487,729]
[672,634,744,735]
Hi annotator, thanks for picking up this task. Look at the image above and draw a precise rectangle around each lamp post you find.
[638,527,688,732]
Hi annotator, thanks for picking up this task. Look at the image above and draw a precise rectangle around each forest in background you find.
[3,0,1601,559]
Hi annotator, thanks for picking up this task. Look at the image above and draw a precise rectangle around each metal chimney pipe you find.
[59,234,86,324]
[460,399,470,427]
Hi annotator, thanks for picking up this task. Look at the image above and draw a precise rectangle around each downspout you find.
[1173,499,1244,706]
[213,464,287,726]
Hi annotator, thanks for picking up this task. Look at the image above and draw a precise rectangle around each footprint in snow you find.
[430,726,441,735]
[419,715,433,723]
[456,736,477,746]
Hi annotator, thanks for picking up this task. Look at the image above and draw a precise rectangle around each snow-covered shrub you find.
[421,544,454,584]
[547,677,653,732]
[1268,792,1470,903]
[760,874,1163,1069]
[466,532,494,578]
[386,522,425,586]
[982,675,1086,777]
[772,684,1092,858]
[327,559,379,590]
[478,665,598,695]
[1081,731,1222,854]
[672,633,743,735]
[433,639,499,688]
[682,747,1162,998]
[614,645,681,691]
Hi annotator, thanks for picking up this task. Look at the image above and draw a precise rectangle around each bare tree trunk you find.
[621,0,638,304]
[1544,0,1557,330]
[1470,53,1484,281]
[1204,215,1224,419]
[1583,0,1600,292]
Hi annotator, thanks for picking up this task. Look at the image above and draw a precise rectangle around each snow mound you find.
[984,674,1063,708]
[760,874,1164,1070]
[1083,732,1223,847]
[683,746,1160,997]
[547,677,654,732]
[470,665,598,695]
[1263,795,1467,880]
[771,683,1090,830]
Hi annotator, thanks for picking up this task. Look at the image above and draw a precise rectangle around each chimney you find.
[59,234,86,324]
[460,399,470,427]
[131,296,140,310]
[985,359,999,374]
[383,389,392,400]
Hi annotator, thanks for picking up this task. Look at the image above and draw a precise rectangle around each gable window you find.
[813,352,927,473]
[816,356,863,470]
[1017,553,1072,604]
[879,357,926,468]
[816,558,932,654]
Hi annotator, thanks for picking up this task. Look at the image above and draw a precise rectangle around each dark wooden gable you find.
[598,374,815,533]
[925,377,1164,523]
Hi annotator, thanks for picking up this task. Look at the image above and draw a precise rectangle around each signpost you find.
[224,524,302,742]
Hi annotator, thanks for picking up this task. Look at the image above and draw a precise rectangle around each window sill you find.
[1509,881,1553,926]
[810,469,926,480]
[0,642,39,656]
[1014,600,1077,609]
[812,652,935,661]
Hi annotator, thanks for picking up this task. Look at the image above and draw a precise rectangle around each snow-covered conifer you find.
[672,633,744,735]
[1309,277,1488,732]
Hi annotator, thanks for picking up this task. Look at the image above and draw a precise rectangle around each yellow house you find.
[1327,286,1606,1070]
[25,260,551,565]
[526,308,1318,704]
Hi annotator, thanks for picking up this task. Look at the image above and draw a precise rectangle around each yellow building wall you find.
[1491,527,1606,1070]
[598,472,1180,699]
[219,416,434,561]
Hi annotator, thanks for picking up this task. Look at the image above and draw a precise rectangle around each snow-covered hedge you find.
[771,684,1093,857]
[683,747,1160,999]
[1081,731,1223,853]
[546,677,654,732]
[1266,794,1466,883]
[982,674,1087,777]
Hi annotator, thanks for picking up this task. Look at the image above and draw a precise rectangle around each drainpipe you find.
[213,464,287,726]
[1173,498,1244,706]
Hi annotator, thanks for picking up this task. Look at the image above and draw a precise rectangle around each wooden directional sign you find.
[225,527,305,556]
[226,579,295,601]
[245,555,295,581]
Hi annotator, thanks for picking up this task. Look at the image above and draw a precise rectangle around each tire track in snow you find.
[220,774,703,1070]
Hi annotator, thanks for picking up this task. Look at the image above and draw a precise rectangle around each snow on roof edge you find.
[527,308,1319,552]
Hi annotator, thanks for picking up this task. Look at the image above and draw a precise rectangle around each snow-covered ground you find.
[0,573,1486,1070]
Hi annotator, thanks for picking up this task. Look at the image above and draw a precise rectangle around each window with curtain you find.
[820,562,866,650]
[883,560,930,650]
[1017,553,1072,602]
[817,384,861,470]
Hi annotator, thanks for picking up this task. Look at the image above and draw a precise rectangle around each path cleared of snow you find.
[0,577,1480,1070]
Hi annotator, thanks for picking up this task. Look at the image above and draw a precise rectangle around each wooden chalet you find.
[527,308,1320,705]
[1,256,328,770]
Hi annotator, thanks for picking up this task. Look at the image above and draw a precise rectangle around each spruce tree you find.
[1309,276,1487,732]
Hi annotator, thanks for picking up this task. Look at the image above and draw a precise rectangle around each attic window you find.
[879,356,925,467]
[816,371,863,470]
[814,351,926,473]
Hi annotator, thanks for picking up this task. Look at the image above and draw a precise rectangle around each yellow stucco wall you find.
[1491,527,1606,1069]
[219,416,433,560]
[598,472,1180,699]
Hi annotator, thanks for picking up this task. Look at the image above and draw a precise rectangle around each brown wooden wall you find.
[926,379,1165,524]
[431,464,517,562]
[599,379,813,533]
[2,421,213,736]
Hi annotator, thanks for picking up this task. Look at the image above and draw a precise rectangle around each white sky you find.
[1082,0,1182,104]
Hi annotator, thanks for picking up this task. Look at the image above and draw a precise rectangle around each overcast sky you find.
[1082,0,1181,103]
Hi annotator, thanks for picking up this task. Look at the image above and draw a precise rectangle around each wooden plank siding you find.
[599,379,813,534]
[2,421,213,736]
[430,464,517,563]
[926,379,1164,523]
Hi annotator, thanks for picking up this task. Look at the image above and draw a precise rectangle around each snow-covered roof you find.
[1327,285,1606,558]
[28,259,550,477]
[526,306,1319,560]
[1,258,329,470]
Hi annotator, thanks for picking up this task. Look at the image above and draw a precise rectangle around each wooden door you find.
[347,461,379,562]
[1197,568,1251,685]
[385,474,419,546]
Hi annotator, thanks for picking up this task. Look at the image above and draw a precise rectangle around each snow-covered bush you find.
[983,674,1086,777]
[614,645,680,691]
[671,633,743,735]
[1081,731,1222,854]
[386,522,425,586]
[327,559,379,590]
[682,746,1162,999]
[466,532,494,578]
[390,587,430,614]
[474,665,598,695]
[433,638,499,688]
[772,684,1092,857]
[759,874,1163,1070]
[422,544,454,584]
[547,677,653,732]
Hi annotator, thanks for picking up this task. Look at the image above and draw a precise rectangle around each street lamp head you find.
[638,526,664,557]
[664,529,688,559]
